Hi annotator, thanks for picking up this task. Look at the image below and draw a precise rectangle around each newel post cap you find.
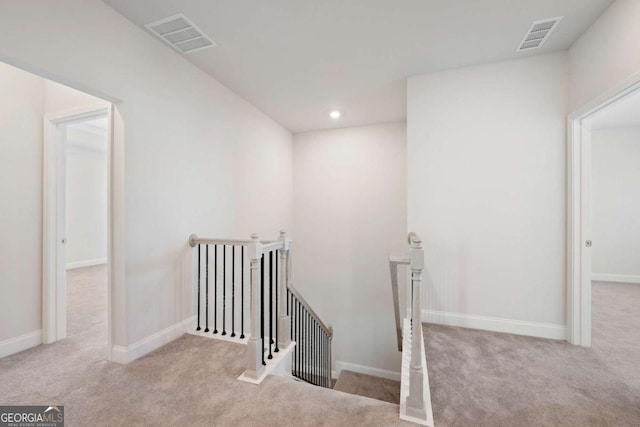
[408,232,423,249]
[279,229,291,251]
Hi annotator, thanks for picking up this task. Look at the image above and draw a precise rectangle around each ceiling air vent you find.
[145,14,216,54]
[516,16,563,52]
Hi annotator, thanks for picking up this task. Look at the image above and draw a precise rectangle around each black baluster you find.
[213,245,218,334]
[312,317,315,383]
[309,315,312,383]
[298,298,301,378]
[319,329,322,386]
[302,303,305,380]
[303,309,307,382]
[320,330,323,386]
[320,329,327,387]
[302,302,304,379]
[288,291,292,354]
[222,245,227,336]
[321,332,324,386]
[292,295,296,375]
[304,308,307,382]
[240,246,245,339]
[205,245,210,333]
[321,328,323,386]
[307,311,310,383]
[270,254,274,345]
[321,329,324,387]
[298,302,301,380]
[231,246,236,337]
[319,328,322,386]
[196,244,201,331]
[261,254,265,366]
[293,296,297,377]
[275,254,279,353]
[268,251,273,360]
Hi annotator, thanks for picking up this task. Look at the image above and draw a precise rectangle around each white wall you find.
[569,0,640,111]
[591,126,640,281]
[0,62,44,345]
[65,126,108,268]
[0,0,293,352]
[44,80,103,113]
[293,122,406,375]
[407,52,568,338]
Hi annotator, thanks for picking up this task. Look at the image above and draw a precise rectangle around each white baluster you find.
[278,230,291,349]
[245,233,264,380]
[406,235,427,419]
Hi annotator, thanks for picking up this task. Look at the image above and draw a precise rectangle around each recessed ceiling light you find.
[329,110,341,119]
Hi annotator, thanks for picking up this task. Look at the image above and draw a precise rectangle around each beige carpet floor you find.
[2,268,640,426]
[424,281,640,427]
[0,265,409,426]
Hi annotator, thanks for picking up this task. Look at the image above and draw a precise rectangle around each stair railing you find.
[287,284,333,388]
[244,231,292,380]
[189,231,331,387]
[189,231,291,381]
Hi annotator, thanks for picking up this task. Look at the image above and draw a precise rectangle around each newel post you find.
[406,235,427,419]
[245,233,264,380]
[278,230,291,349]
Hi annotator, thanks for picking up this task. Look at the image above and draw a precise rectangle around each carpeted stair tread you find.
[333,370,400,404]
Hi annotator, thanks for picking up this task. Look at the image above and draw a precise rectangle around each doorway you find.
[0,59,124,362]
[42,103,112,357]
[567,71,640,347]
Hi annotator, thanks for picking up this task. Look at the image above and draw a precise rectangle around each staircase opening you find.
[186,230,434,425]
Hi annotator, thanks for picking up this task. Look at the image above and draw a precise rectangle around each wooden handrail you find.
[188,234,277,247]
[288,283,333,337]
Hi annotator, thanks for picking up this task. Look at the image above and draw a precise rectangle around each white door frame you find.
[42,102,112,348]
[567,71,640,346]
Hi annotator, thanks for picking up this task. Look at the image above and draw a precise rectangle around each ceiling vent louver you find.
[516,16,563,52]
[145,14,216,54]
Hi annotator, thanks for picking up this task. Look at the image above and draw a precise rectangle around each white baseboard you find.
[66,258,107,270]
[0,330,42,359]
[592,273,640,284]
[423,310,566,340]
[111,316,194,364]
[334,360,401,382]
